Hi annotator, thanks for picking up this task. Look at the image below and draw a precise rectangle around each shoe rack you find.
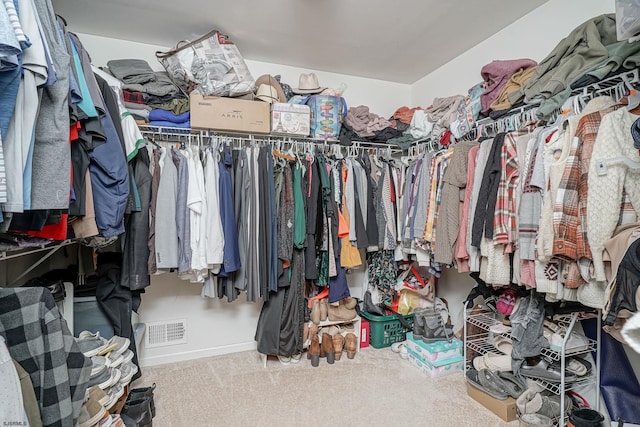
[259,315,361,368]
[463,304,601,425]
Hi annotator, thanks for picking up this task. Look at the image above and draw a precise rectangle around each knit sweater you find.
[434,141,477,265]
[588,108,640,282]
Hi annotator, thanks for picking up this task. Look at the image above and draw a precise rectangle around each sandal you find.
[466,368,509,400]
[497,371,526,398]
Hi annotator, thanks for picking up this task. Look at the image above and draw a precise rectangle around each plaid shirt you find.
[493,132,521,252]
[555,104,636,287]
[0,288,91,427]
[122,89,145,104]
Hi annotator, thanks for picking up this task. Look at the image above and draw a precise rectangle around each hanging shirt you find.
[204,149,224,271]
[218,149,241,276]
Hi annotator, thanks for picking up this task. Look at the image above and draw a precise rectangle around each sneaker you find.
[105,383,125,410]
[100,335,131,355]
[106,351,124,368]
[78,397,107,427]
[118,362,137,386]
[87,368,117,390]
[120,349,134,365]
[76,335,109,358]
[91,356,109,377]
[87,385,110,406]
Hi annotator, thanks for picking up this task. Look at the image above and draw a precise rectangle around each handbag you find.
[303,94,347,140]
[156,30,255,97]
[359,289,413,331]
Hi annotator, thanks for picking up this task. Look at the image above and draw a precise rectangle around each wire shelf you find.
[466,311,596,361]
[528,374,596,395]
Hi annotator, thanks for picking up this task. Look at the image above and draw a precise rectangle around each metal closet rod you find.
[138,125,403,154]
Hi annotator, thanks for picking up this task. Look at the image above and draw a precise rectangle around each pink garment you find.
[480,59,537,114]
[520,260,537,288]
[456,145,480,272]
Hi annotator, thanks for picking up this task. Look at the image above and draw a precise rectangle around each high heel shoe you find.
[333,334,345,361]
[345,333,357,359]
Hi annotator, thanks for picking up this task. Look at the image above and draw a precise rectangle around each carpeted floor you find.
[132,347,519,427]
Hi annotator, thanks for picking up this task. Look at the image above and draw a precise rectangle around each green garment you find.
[293,163,306,249]
[518,14,618,103]
[148,98,190,115]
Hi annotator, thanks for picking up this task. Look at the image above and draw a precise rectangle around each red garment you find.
[393,106,423,124]
[70,122,80,141]
[440,130,454,147]
[26,214,69,240]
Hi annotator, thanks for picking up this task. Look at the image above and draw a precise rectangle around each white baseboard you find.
[139,341,258,367]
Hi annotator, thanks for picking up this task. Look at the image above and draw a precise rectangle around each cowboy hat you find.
[292,72,325,94]
[255,74,287,103]
[255,84,280,103]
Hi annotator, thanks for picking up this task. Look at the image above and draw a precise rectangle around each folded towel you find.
[149,109,190,123]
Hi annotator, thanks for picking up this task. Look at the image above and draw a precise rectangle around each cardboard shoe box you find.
[406,347,464,378]
[405,332,463,364]
[466,383,517,422]
[271,103,310,136]
[190,94,271,134]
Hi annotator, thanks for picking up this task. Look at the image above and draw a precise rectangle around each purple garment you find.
[480,59,536,114]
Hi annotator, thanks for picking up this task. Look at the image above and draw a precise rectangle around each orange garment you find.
[339,162,362,268]
[393,106,424,125]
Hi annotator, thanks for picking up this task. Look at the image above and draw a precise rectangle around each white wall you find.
[411,0,615,105]
[70,32,410,366]
[76,33,410,119]
[411,0,616,328]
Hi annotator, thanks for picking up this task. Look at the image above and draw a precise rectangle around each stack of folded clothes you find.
[148,109,190,129]
[104,59,188,125]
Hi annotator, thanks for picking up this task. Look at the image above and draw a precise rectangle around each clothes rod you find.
[138,125,404,153]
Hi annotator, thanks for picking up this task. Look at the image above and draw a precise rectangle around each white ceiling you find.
[52,0,548,84]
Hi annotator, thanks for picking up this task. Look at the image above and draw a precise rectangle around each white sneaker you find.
[105,383,124,410]
[550,332,589,353]
[120,349,134,365]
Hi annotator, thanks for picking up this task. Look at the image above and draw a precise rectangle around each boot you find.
[333,334,345,361]
[568,408,605,427]
[121,398,153,427]
[320,299,329,322]
[303,322,310,347]
[127,383,156,418]
[422,308,453,343]
[345,333,358,359]
[311,300,321,325]
[307,324,318,359]
[340,296,357,310]
[321,333,335,364]
[309,335,320,367]
[412,308,426,340]
[327,303,356,322]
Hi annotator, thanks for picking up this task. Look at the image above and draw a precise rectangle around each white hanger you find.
[595,156,640,176]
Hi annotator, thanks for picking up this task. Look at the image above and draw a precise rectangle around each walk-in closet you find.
[1,0,640,426]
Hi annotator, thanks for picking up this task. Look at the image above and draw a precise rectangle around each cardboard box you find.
[405,332,463,364]
[190,94,271,134]
[466,383,518,422]
[406,348,464,378]
[271,103,310,136]
[360,319,370,348]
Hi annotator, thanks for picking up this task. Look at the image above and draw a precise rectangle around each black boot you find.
[122,398,153,427]
[412,308,426,340]
[127,383,156,418]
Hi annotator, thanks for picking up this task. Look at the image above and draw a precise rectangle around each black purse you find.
[359,290,413,331]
